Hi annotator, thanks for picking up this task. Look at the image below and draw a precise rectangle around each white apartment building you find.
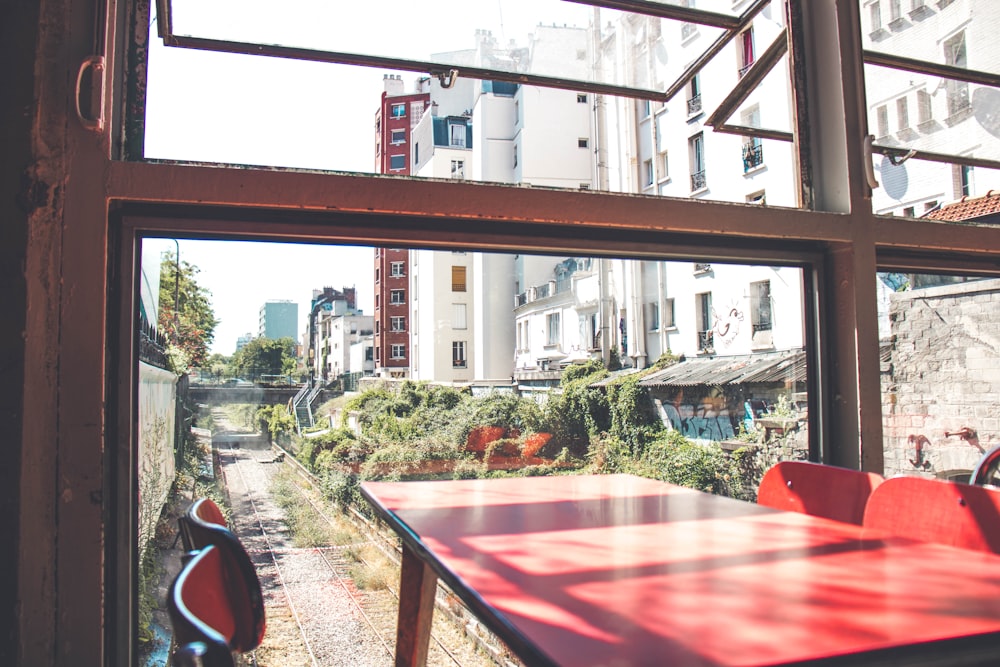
[313,311,374,382]
[862,0,1000,217]
[397,11,827,386]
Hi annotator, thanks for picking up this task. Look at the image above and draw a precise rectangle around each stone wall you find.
[138,362,178,553]
[882,278,1000,479]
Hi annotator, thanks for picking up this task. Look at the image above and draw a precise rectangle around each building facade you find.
[258,300,298,340]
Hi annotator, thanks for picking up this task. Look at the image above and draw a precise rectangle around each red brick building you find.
[373,75,429,376]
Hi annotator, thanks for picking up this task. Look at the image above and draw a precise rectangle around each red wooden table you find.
[360,474,1000,667]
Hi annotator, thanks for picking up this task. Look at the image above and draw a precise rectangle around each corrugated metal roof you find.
[589,367,645,387]
[637,349,806,387]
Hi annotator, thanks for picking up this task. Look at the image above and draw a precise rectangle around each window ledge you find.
[868,28,889,41]
[888,17,908,31]
[743,163,766,177]
[690,186,709,197]
[687,111,704,123]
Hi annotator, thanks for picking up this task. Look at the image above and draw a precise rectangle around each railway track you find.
[214,441,506,667]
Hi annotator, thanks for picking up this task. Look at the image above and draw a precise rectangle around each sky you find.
[141,0,594,355]
[143,238,375,355]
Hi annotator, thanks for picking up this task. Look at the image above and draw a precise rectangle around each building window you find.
[641,100,652,118]
[959,164,974,197]
[917,89,933,126]
[390,129,405,144]
[747,190,766,205]
[513,144,518,168]
[391,316,406,332]
[689,133,706,191]
[687,75,702,116]
[451,266,467,292]
[390,289,405,304]
[869,1,882,31]
[739,28,755,77]
[451,160,465,179]
[452,303,467,329]
[658,150,669,181]
[391,103,406,118]
[696,292,713,351]
[577,93,588,103]
[750,280,773,333]
[888,0,902,23]
[944,32,969,117]
[741,106,763,172]
[578,138,589,149]
[663,298,675,328]
[391,344,406,359]
[546,312,561,346]
[390,261,405,277]
[646,302,660,331]
[452,341,467,368]
[449,122,466,148]
[390,154,406,170]
[644,159,654,187]
[896,96,909,130]
[876,105,889,138]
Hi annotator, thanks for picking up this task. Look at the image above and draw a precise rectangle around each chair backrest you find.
[757,461,885,525]
[970,444,1000,486]
[175,498,266,652]
[179,498,229,552]
[862,475,1000,554]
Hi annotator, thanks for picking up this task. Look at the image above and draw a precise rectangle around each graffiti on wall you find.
[661,402,736,441]
[713,301,744,348]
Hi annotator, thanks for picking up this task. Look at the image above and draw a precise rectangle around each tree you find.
[228,336,297,380]
[158,252,218,369]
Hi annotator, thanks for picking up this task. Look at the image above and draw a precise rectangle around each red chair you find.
[174,498,266,656]
[970,444,1000,486]
[757,461,884,525]
[862,475,1000,554]
[168,542,264,666]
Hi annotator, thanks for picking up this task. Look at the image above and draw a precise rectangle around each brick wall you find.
[881,278,1000,478]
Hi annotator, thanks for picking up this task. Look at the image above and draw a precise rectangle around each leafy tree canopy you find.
[228,336,297,380]
[158,252,218,369]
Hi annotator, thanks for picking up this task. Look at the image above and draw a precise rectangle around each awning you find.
[637,349,806,388]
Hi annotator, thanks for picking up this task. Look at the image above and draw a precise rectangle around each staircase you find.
[290,379,326,434]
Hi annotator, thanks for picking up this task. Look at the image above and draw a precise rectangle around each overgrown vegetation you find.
[288,351,763,512]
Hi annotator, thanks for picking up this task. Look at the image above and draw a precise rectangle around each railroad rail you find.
[214,440,509,667]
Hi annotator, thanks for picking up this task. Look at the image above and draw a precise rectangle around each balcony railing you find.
[742,142,764,172]
[739,60,754,78]
[687,94,702,116]
[694,263,712,274]
[698,330,714,352]
[690,170,707,191]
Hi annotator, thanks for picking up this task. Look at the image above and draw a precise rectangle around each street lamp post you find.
[172,238,180,338]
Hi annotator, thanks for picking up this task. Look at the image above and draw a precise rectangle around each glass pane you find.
[138,235,809,658]
[147,2,803,205]
[860,0,1000,214]
[865,64,1000,164]
[860,0,1000,77]
[139,238,808,487]
[872,157,1000,218]
[878,272,1000,481]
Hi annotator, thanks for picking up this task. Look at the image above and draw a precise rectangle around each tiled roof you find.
[923,190,1000,222]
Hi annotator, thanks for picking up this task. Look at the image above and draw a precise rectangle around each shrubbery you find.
[293,361,755,503]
